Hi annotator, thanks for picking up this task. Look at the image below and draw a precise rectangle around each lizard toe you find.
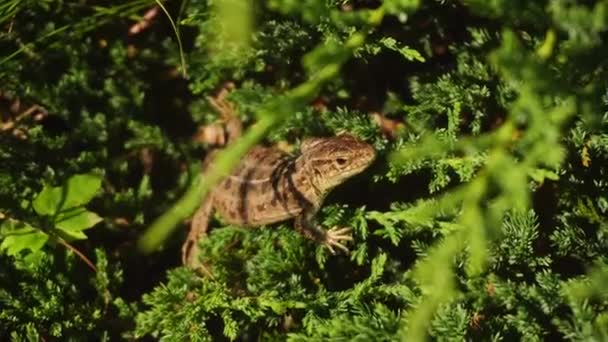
[331,241,350,254]
[328,227,352,235]
[324,226,353,254]
[325,244,336,255]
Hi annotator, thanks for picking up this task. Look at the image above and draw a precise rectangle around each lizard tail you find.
[182,198,214,275]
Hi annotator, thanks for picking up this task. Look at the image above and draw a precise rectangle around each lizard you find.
[182,88,377,269]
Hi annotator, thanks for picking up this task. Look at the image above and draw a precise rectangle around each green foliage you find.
[1,0,607,340]
[136,222,415,341]
[1,173,102,263]
[0,249,131,340]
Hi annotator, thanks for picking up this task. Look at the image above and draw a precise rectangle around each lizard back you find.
[211,146,314,226]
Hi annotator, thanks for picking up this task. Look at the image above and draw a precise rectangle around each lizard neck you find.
[293,156,324,208]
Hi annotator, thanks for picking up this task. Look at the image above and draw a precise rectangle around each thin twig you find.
[56,237,97,272]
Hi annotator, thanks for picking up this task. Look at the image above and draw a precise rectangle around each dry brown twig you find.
[56,237,98,272]
[0,92,48,139]
[192,83,240,146]
[128,6,161,36]
[370,112,405,139]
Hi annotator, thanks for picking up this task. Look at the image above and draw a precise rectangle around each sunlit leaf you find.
[32,186,64,216]
[0,220,49,255]
[54,207,102,239]
[32,173,102,216]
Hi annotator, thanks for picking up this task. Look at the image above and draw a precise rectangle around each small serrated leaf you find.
[55,227,88,240]
[380,37,425,62]
[370,253,388,280]
[32,173,102,216]
[54,207,102,237]
[351,243,368,266]
[528,168,559,183]
[32,186,64,216]
[62,173,103,209]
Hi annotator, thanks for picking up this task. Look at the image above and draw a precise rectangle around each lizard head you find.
[300,133,376,191]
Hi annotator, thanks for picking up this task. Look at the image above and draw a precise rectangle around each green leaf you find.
[383,0,420,15]
[54,207,102,240]
[32,173,102,216]
[0,220,49,256]
[55,227,88,240]
[63,173,103,207]
[528,168,560,183]
[380,37,425,62]
[32,186,64,216]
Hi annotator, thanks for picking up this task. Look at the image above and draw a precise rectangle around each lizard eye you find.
[336,158,347,166]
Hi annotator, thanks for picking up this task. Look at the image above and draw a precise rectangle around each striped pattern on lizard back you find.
[210,146,318,226]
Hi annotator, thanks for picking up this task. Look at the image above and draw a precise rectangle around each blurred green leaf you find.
[380,37,425,62]
[0,220,49,256]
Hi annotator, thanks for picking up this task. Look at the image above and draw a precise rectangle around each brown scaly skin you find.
[182,92,376,270]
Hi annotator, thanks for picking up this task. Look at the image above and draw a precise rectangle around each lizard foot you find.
[182,241,214,278]
[323,226,353,254]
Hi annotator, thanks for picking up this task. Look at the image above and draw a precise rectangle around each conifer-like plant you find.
[1,0,607,340]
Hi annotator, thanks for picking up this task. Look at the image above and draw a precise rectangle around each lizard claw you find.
[324,226,353,254]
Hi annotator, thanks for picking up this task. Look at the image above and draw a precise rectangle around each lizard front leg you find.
[294,210,353,254]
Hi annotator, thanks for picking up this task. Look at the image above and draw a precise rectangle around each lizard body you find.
[182,93,376,268]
